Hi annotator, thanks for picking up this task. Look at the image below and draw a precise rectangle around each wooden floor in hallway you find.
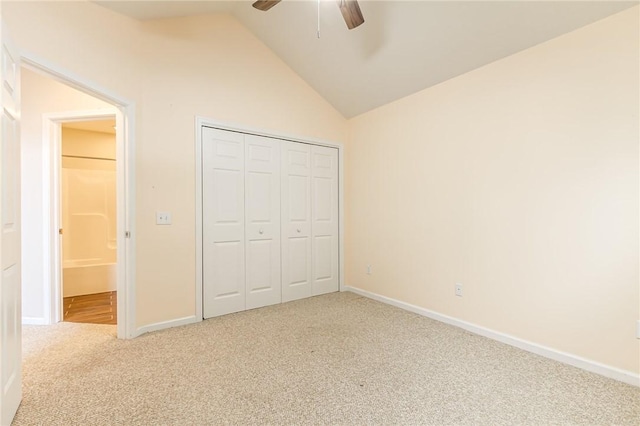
[63,291,117,325]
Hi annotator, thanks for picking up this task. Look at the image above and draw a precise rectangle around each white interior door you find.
[281,141,312,302]
[0,23,22,426]
[311,145,339,296]
[245,135,281,310]
[202,128,245,318]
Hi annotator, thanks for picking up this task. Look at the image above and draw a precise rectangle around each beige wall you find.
[62,127,116,160]
[346,7,639,374]
[6,1,348,327]
[20,67,112,321]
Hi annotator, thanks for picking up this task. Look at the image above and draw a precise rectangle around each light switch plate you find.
[156,211,172,225]
[455,283,463,297]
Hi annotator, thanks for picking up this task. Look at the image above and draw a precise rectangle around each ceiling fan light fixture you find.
[337,0,365,30]
[251,0,365,31]
[252,0,282,12]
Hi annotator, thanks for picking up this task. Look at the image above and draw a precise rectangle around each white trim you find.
[136,316,199,336]
[21,53,134,108]
[20,51,136,339]
[195,116,345,320]
[22,317,48,326]
[196,117,343,149]
[338,138,345,292]
[344,285,640,387]
[121,103,137,339]
[195,118,204,321]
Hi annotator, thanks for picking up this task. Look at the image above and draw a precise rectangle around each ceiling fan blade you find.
[337,0,365,30]
[252,0,282,12]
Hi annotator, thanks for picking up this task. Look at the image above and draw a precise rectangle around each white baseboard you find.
[135,315,200,337]
[344,286,640,387]
[22,317,48,325]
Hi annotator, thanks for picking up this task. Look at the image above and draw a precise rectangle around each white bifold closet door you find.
[244,134,281,310]
[202,128,281,318]
[281,141,312,302]
[310,145,339,295]
[202,128,245,318]
[203,127,337,319]
[281,143,339,300]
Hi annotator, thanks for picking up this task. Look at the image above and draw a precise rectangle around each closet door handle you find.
[296,228,301,233]
[259,229,264,235]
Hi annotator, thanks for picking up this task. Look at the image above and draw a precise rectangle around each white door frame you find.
[21,53,136,339]
[194,117,345,320]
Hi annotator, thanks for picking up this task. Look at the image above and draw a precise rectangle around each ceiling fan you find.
[252,0,365,30]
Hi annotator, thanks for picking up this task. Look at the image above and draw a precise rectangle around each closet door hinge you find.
[125,231,131,238]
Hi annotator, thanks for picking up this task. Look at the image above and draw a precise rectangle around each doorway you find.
[19,59,135,339]
[59,119,118,325]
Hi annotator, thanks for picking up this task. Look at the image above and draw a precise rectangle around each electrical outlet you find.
[455,283,463,297]
[156,211,172,225]
[366,264,372,275]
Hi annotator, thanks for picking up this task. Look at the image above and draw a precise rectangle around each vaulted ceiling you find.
[95,1,638,118]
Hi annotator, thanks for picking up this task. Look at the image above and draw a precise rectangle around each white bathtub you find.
[62,262,117,297]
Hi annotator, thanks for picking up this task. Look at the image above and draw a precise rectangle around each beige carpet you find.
[14,292,639,425]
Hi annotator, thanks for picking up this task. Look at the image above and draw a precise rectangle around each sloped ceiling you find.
[95,0,638,118]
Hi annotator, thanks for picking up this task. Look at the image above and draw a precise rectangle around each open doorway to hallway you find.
[59,119,117,325]
[20,65,128,332]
